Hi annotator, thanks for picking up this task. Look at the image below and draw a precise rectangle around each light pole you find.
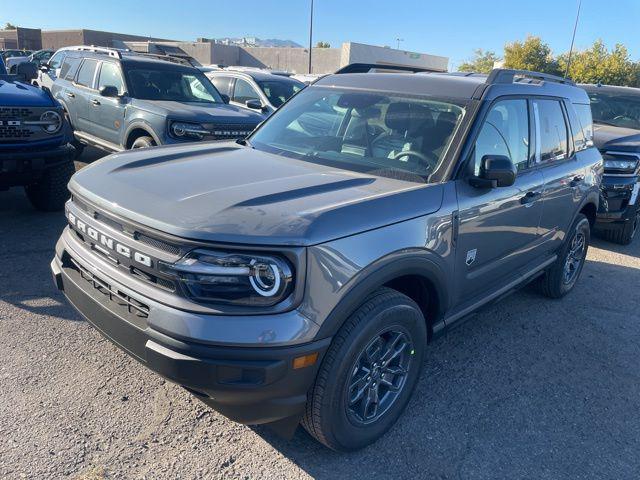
[308,0,314,74]
[564,0,582,79]
[396,38,404,50]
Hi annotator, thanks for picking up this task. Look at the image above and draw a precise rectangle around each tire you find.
[71,139,85,160]
[302,287,427,451]
[130,136,156,149]
[539,214,590,299]
[600,211,638,245]
[24,161,75,212]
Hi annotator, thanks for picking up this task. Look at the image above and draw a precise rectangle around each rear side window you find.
[60,56,81,81]
[565,104,588,152]
[573,104,594,147]
[533,99,568,163]
[473,99,530,175]
[210,76,232,96]
[75,59,98,88]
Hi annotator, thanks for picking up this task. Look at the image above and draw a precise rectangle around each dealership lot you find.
[0,150,637,479]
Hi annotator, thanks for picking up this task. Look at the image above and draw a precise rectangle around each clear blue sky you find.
[1,0,639,70]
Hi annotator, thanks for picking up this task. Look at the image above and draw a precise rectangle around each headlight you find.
[603,153,639,173]
[39,110,62,134]
[170,121,209,140]
[159,249,293,306]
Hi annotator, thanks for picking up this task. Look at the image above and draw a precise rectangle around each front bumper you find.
[0,142,74,187]
[595,175,639,229]
[51,233,330,425]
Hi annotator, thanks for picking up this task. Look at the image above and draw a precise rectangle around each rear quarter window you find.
[574,103,594,147]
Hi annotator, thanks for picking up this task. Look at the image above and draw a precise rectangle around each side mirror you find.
[220,94,230,104]
[99,85,119,98]
[245,99,264,110]
[469,155,516,188]
[16,62,37,82]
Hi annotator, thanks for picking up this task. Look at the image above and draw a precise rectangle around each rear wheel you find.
[131,136,156,149]
[539,214,590,299]
[24,161,75,212]
[302,288,427,451]
[601,210,639,245]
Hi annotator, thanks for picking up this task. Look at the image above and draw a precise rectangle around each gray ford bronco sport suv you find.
[50,47,262,156]
[51,65,602,451]
[1,60,75,211]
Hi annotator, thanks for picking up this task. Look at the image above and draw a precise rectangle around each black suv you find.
[52,66,602,451]
[50,47,263,155]
[581,84,640,244]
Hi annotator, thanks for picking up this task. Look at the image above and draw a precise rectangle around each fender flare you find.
[575,189,600,226]
[123,121,162,148]
[315,249,450,339]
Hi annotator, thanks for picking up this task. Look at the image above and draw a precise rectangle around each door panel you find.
[89,61,126,145]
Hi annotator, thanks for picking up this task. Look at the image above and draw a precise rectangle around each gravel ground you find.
[1,150,639,479]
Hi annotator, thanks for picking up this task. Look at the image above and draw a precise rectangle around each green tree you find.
[459,49,500,73]
[559,40,639,87]
[315,41,331,48]
[503,35,560,75]
[4,22,17,30]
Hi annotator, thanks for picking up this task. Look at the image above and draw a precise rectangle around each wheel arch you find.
[124,122,161,149]
[315,251,450,342]
[577,191,599,228]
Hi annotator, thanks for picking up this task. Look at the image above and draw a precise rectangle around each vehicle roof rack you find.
[67,45,126,59]
[486,68,575,86]
[334,63,431,74]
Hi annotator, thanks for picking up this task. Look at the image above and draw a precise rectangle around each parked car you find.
[33,46,84,91]
[51,66,601,451]
[50,46,263,155]
[581,84,640,244]
[206,69,304,117]
[0,60,75,210]
[6,49,54,73]
[1,49,32,63]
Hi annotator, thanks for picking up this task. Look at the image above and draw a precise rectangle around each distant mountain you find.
[213,37,303,48]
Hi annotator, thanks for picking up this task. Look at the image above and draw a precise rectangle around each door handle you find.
[65,92,75,98]
[570,175,585,187]
[91,99,101,106]
[520,191,542,205]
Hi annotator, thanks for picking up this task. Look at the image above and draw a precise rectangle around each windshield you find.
[126,68,223,103]
[587,90,640,130]
[250,87,465,183]
[258,79,304,108]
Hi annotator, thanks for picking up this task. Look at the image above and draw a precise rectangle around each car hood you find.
[69,143,444,246]
[0,79,55,107]
[593,123,640,152]
[132,100,265,123]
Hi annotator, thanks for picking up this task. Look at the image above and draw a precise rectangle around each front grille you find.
[0,107,49,142]
[205,123,257,139]
[0,107,34,119]
[66,254,149,319]
[136,233,181,255]
[0,123,33,139]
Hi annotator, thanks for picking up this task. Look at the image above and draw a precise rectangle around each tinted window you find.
[210,75,233,96]
[533,99,568,163]
[98,62,125,94]
[565,104,587,152]
[473,99,530,175]
[587,90,640,130]
[233,78,261,104]
[258,80,304,108]
[60,56,81,81]
[250,87,465,183]
[76,59,98,88]
[48,51,66,70]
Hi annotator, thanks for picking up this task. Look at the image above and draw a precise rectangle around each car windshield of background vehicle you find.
[588,92,640,130]
[258,80,305,107]
[126,68,223,103]
[250,87,465,183]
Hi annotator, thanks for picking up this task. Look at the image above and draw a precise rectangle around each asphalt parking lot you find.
[1,149,639,479]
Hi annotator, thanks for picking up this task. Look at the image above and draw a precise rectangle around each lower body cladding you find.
[51,231,331,434]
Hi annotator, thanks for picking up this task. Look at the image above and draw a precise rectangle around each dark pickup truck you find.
[1,60,75,211]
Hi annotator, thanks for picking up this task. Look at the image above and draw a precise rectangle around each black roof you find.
[65,50,199,72]
[314,69,590,104]
[580,83,640,96]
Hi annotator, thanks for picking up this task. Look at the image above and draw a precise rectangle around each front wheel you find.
[601,210,639,245]
[130,136,156,149]
[539,213,590,298]
[24,161,75,211]
[302,288,427,451]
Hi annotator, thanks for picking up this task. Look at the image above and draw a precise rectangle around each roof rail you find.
[66,45,126,59]
[486,68,575,86]
[127,51,194,66]
[334,63,432,74]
